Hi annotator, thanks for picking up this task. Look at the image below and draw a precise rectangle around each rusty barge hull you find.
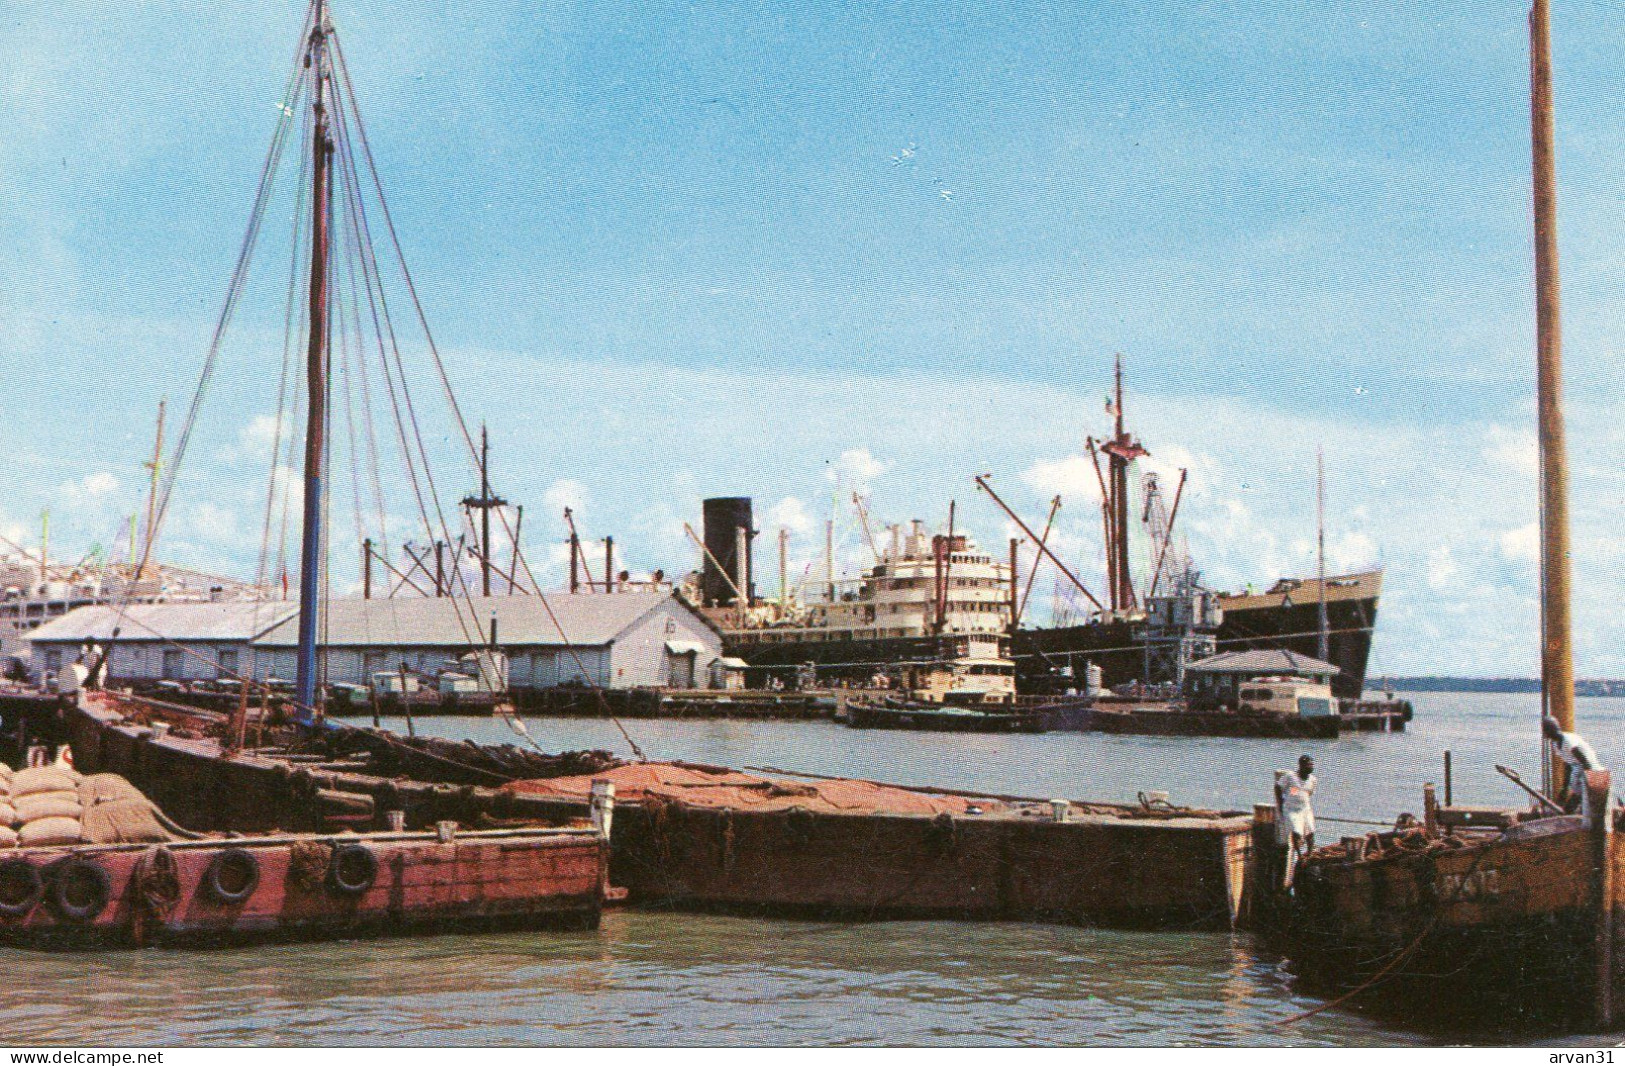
[594,802,1251,928]
[0,829,604,950]
[66,696,1255,930]
[1285,820,1609,1030]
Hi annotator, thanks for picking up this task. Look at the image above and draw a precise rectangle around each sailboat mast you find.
[294,0,333,721]
[1317,447,1329,664]
[140,398,165,581]
[1530,0,1574,735]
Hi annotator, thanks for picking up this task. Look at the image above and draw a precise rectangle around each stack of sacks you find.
[0,767,176,848]
[78,774,175,844]
[5,765,84,847]
[0,765,11,847]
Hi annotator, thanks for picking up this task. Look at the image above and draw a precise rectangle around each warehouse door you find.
[668,650,696,689]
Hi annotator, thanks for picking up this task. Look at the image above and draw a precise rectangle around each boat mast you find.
[1317,447,1329,664]
[140,398,165,581]
[294,0,333,721]
[461,424,506,597]
[1530,0,1574,739]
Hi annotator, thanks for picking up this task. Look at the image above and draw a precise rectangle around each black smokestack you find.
[701,497,753,608]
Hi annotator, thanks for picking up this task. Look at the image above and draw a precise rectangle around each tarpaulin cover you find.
[504,762,1000,817]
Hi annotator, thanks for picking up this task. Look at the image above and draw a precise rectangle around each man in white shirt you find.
[1543,715,1604,817]
[1275,755,1317,887]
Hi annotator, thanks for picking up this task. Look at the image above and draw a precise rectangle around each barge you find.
[0,763,606,949]
[63,691,1256,931]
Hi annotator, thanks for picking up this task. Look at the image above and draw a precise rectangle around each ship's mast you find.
[462,424,507,597]
[1317,447,1329,665]
[140,398,165,581]
[294,0,333,721]
[1096,355,1147,613]
[1530,0,1574,739]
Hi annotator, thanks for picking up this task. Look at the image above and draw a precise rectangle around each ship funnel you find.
[701,497,754,608]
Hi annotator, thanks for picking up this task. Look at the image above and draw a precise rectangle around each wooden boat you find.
[0,824,606,949]
[1084,702,1339,740]
[1273,0,1620,1034]
[1034,696,1339,738]
[842,696,1048,733]
[1276,778,1617,1030]
[0,764,607,949]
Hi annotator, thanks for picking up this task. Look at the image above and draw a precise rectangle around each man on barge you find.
[1275,755,1317,887]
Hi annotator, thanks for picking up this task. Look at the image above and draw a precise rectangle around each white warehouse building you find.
[31,592,723,691]
[251,592,723,689]
[27,601,297,685]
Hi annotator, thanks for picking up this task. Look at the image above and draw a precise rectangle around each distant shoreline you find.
[1374,677,1625,698]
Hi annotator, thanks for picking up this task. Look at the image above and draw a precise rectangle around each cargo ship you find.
[712,364,1381,700]
[1015,569,1381,701]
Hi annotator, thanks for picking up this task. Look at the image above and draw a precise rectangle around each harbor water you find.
[4,691,1622,1046]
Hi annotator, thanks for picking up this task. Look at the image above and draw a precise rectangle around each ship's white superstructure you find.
[0,555,258,670]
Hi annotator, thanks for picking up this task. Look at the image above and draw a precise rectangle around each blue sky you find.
[1,0,1622,675]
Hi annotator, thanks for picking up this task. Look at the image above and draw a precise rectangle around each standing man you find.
[1276,754,1318,887]
[1543,715,1604,817]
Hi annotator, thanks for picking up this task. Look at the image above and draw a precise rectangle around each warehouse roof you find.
[254,592,713,649]
[1188,649,1341,676]
[29,601,297,645]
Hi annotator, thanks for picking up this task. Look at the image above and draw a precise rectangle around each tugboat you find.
[1277,0,1621,1033]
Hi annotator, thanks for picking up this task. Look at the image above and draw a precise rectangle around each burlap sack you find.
[11,767,80,798]
[14,792,83,823]
[18,816,81,847]
[81,799,174,845]
[78,774,145,808]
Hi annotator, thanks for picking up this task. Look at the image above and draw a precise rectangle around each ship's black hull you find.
[724,594,1379,700]
[1015,594,1378,701]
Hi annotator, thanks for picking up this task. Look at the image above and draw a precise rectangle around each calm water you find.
[5,692,1623,1047]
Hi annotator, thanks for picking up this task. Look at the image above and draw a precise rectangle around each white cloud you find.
[825,448,887,493]
[1499,522,1540,567]
[766,496,814,536]
[1426,545,1458,591]
[76,472,118,498]
[1019,454,1101,501]
[1482,425,1539,478]
[542,478,588,515]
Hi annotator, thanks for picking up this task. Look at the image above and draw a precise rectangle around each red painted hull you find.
[0,828,605,949]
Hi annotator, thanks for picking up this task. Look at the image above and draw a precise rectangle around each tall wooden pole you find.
[1531,0,1574,735]
[1317,448,1329,665]
[140,398,165,580]
[480,427,492,596]
[293,0,332,722]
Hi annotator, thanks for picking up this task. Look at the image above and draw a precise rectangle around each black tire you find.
[327,843,378,896]
[0,859,43,917]
[203,847,260,904]
[48,858,111,922]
